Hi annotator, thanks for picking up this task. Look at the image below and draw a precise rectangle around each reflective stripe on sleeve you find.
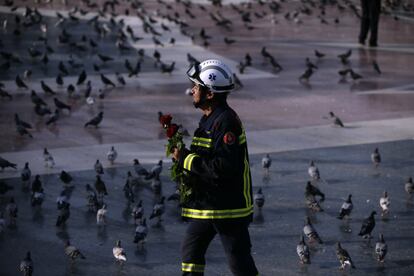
[182,262,205,273]
[183,153,199,171]
[191,137,212,148]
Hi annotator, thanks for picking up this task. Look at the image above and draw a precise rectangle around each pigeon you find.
[64,240,86,261]
[97,54,113,63]
[56,203,70,227]
[115,72,126,86]
[54,98,71,112]
[314,50,325,58]
[151,175,162,194]
[59,170,73,185]
[56,74,64,86]
[379,191,390,217]
[100,73,116,87]
[94,159,104,174]
[113,240,127,263]
[328,112,344,127]
[0,156,17,170]
[146,160,163,180]
[134,218,148,245]
[16,124,33,138]
[41,81,56,95]
[96,204,107,225]
[305,57,318,70]
[46,109,60,126]
[372,61,381,74]
[371,148,381,168]
[5,197,17,226]
[261,154,271,176]
[349,69,363,81]
[76,70,87,85]
[56,190,69,210]
[107,146,117,165]
[358,211,376,239]
[85,184,99,212]
[31,188,44,207]
[297,235,311,264]
[132,200,144,225]
[95,175,108,196]
[149,196,165,222]
[337,194,353,220]
[0,212,4,234]
[299,67,314,82]
[336,242,356,270]
[160,61,175,74]
[305,181,325,201]
[84,112,103,128]
[16,75,28,89]
[405,177,413,195]
[375,234,387,263]
[254,188,265,208]
[20,251,33,276]
[31,175,42,193]
[30,90,47,106]
[133,159,149,177]
[303,216,323,244]
[308,160,320,180]
[14,114,32,129]
[21,162,31,187]
[43,148,55,168]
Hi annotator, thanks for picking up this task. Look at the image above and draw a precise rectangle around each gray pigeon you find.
[336,242,356,269]
[94,159,104,174]
[64,240,86,261]
[358,211,376,239]
[405,177,413,195]
[371,148,381,168]
[0,156,17,170]
[20,251,33,276]
[303,216,323,244]
[21,162,31,187]
[261,154,271,176]
[375,234,387,262]
[134,218,148,246]
[337,194,353,220]
[254,188,265,208]
[297,235,310,264]
[308,160,320,180]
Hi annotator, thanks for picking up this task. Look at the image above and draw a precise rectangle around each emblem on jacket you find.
[223,132,235,145]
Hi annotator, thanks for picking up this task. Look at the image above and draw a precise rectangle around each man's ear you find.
[206,91,214,100]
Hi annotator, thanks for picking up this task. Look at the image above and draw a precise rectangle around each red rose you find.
[166,124,179,138]
[159,114,172,128]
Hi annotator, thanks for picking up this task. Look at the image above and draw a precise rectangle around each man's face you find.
[191,83,209,109]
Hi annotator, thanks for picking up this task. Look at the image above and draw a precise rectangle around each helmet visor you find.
[186,63,205,86]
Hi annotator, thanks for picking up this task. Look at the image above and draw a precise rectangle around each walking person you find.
[172,59,258,276]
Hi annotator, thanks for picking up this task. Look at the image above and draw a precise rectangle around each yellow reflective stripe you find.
[182,262,205,273]
[239,132,246,144]
[182,206,253,219]
[184,154,198,171]
[243,152,252,206]
[191,137,212,148]
[193,137,212,143]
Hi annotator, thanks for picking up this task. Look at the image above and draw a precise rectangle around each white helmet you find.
[186,59,235,93]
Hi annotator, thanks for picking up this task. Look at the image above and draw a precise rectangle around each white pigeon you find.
[379,191,390,216]
[261,154,271,176]
[375,234,387,263]
[43,148,55,168]
[113,240,127,263]
[254,188,265,208]
[107,146,117,165]
[86,96,95,106]
[97,204,107,225]
[308,160,320,180]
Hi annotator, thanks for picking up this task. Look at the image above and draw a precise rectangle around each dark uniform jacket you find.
[178,103,253,220]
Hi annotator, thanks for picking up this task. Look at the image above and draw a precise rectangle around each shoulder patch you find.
[223,132,235,145]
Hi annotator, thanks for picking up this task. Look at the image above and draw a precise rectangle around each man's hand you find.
[171,147,180,161]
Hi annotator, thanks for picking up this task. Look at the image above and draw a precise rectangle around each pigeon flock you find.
[0,0,413,275]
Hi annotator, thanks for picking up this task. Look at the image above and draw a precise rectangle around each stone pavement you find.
[0,0,414,275]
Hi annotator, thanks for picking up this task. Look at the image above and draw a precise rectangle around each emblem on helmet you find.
[208,73,216,81]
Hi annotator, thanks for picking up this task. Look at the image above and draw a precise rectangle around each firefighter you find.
[172,59,258,276]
